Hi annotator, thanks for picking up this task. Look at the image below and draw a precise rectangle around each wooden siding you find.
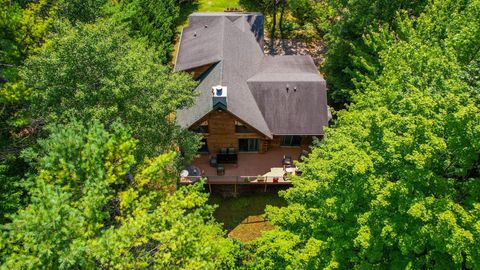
[191,110,267,154]
[187,64,214,80]
[189,111,321,154]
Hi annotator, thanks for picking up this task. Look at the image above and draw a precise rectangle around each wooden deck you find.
[180,147,306,186]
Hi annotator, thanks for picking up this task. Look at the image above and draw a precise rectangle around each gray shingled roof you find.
[174,16,224,72]
[247,55,328,135]
[176,12,271,138]
[175,13,328,137]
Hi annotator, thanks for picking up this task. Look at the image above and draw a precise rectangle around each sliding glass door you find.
[238,139,259,152]
[281,136,302,147]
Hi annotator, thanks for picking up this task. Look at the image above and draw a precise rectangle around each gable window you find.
[235,120,254,133]
[238,139,259,152]
[191,121,209,133]
[281,136,302,147]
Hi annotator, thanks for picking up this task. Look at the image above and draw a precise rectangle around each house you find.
[175,12,329,178]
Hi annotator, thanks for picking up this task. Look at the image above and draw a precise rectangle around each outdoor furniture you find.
[282,155,293,167]
[217,148,238,165]
[187,165,201,176]
[217,164,225,176]
[285,167,296,174]
[209,156,217,167]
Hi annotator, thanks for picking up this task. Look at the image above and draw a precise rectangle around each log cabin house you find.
[174,12,330,182]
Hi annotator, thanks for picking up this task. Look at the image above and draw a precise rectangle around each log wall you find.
[191,111,321,154]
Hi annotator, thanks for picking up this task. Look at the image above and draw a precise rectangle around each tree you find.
[0,164,23,224]
[250,0,480,268]
[0,0,108,224]
[22,21,199,161]
[58,0,107,24]
[278,0,286,34]
[109,0,181,63]
[1,0,61,226]
[1,121,238,269]
[322,0,428,106]
[287,0,311,25]
[271,0,278,39]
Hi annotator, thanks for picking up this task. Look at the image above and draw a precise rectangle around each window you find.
[198,138,208,153]
[238,139,259,152]
[281,136,302,147]
[191,121,208,133]
[235,120,254,133]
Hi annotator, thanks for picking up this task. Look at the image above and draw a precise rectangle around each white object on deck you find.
[285,167,296,174]
[263,167,285,177]
[180,170,189,177]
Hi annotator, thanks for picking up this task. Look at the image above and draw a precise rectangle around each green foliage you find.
[0,0,59,117]
[1,121,238,269]
[287,0,315,25]
[2,121,136,268]
[109,0,180,63]
[0,0,108,223]
[250,0,480,268]
[92,183,238,269]
[58,0,108,24]
[322,0,428,105]
[0,163,23,224]
[23,21,199,160]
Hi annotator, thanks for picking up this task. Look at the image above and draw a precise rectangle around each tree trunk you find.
[271,0,277,39]
[279,0,287,35]
[269,0,278,53]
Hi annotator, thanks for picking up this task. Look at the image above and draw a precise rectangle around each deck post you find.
[209,183,212,193]
[264,181,267,192]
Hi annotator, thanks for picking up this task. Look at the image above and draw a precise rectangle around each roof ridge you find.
[219,17,226,84]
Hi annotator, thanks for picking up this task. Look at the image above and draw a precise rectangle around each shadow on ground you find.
[178,1,200,27]
[208,189,287,241]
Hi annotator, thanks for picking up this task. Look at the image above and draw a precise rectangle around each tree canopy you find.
[249,0,480,268]
[108,0,180,63]
[322,0,428,105]
[1,121,238,269]
[23,21,198,160]
[0,0,110,222]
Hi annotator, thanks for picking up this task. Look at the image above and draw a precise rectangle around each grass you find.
[197,0,242,12]
[208,191,287,242]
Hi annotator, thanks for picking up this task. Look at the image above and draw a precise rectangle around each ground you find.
[208,191,287,242]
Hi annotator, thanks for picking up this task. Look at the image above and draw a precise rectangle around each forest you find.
[1,0,479,269]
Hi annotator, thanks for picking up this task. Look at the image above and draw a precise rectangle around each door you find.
[238,139,259,152]
[198,138,209,153]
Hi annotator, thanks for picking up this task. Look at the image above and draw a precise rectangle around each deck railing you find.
[180,175,292,185]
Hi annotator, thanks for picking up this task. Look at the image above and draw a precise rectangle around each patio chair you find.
[217,164,225,176]
[209,156,217,167]
[282,155,293,167]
